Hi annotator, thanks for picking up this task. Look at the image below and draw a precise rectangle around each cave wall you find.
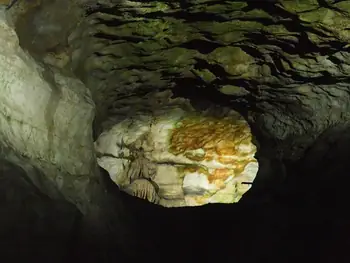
[0,6,143,261]
[7,0,350,191]
[0,158,80,263]
[0,7,95,206]
[64,0,350,163]
[2,0,350,262]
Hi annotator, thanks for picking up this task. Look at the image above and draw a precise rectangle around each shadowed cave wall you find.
[1,0,350,262]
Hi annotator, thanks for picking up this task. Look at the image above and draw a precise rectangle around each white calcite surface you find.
[0,10,145,248]
[0,9,96,203]
[95,90,259,207]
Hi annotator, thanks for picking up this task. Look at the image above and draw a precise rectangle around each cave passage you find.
[1,0,350,262]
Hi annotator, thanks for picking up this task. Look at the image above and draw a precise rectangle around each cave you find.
[1,0,350,262]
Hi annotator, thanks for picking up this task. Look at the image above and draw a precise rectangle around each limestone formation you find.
[0,9,95,200]
[123,178,161,204]
[65,0,350,163]
[0,8,140,261]
[3,0,350,261]
[95,90,258,207]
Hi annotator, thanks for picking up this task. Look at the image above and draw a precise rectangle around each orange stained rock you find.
[182,166,210,176]
[217,155,237,165]
[204,149,215,161]
[170,115,252,156]
[215,140,237,155]
[234,160,252,174]
[215,180,226,189]
[208,168,233,183]
[170,114,257,186]
[184,152,205,161]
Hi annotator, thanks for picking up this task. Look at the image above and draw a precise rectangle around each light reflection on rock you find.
[95,91,258,207]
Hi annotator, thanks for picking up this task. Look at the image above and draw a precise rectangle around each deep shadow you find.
[2,125,350,263]
[116,124,350,263]
[0,158,81,263]
[6,0,350,262]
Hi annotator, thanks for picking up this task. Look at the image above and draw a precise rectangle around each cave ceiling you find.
[2,0,350,260]
[8,0,350,157]
[3,0,350,205]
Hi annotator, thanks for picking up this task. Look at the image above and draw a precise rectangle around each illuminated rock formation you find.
[95,90,258,207]
[0,9,95,189]
[0,7,150,261]
[3,0,350,261]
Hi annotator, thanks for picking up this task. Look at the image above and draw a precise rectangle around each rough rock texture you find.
[3,0,350,262]
[0,7,142,261]
[65,0,350,162]
[9,0,350,205]
[0,7,95,209]
[95,90,258,206]
[56,0,350,208]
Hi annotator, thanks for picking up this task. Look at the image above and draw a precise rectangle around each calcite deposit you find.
[95,91,258,207]
[0,9,95,188]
